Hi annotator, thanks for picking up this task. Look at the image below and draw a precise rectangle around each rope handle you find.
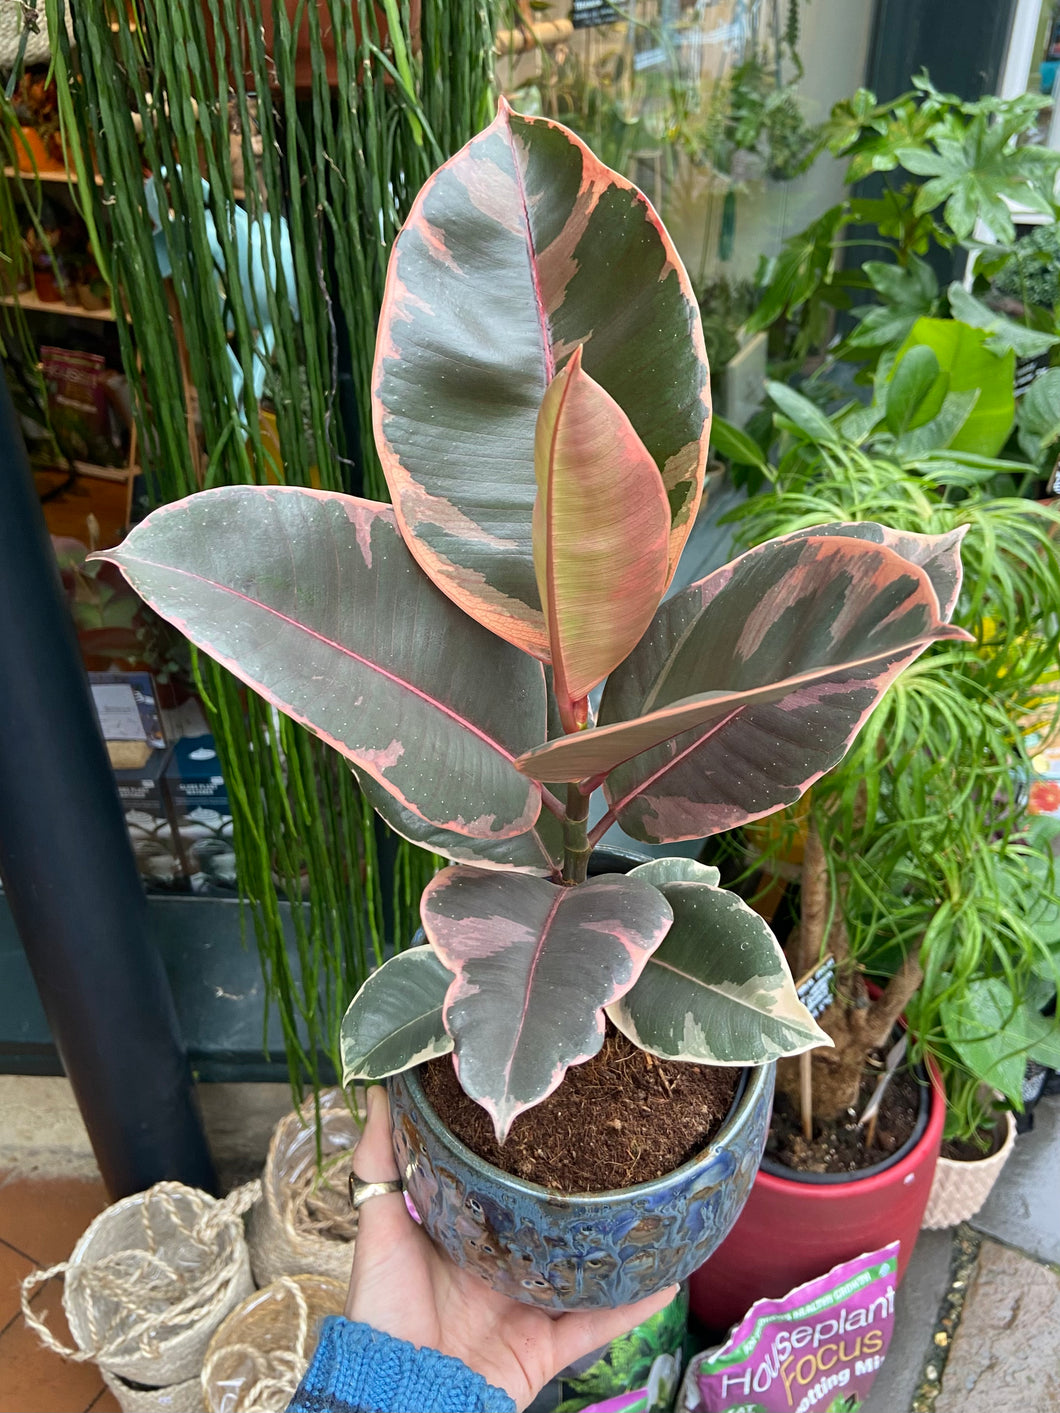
[20,1262,90,1361]
[19,1179,262,1363]
[200,1276,313,1411]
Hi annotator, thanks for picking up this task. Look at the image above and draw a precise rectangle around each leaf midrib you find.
[116,553,524,765]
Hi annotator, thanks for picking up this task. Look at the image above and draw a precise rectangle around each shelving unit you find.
[2,164,104,185]
[0,289,119,321]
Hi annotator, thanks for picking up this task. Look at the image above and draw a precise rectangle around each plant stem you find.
[562,782,591,885]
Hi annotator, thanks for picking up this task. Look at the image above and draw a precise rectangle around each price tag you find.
[796,954,835,1020]
[571,0,622,28]
[91,683,148,741]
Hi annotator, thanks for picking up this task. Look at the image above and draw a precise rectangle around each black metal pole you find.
[0,375,217,1198]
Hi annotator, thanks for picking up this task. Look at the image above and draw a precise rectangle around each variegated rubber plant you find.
[94,104,971,1147]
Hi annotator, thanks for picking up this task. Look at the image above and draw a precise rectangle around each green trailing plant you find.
[695,55,818,184]
[46,0,495,1095]
[748,74,1060,370]
[722,381,1060,1140]
[95,107,969,1149]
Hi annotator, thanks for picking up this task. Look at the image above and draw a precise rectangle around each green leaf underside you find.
[341,946,454,1082]
[422,867,674,1141]
[372,103,711,658]
[533,353,671,708]
[95,486,545,839]
[608,882,829,1063]
[353,766,564,877]
[517,530,969,844]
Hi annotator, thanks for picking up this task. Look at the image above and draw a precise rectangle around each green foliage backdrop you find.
[45,0,495,1091]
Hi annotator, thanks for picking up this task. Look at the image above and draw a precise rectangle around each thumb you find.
[352,1084,401,1183]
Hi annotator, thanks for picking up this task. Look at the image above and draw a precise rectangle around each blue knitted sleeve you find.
[287,1316,517,1413]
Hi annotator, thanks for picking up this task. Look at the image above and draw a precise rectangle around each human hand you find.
[346,1085,679,1412]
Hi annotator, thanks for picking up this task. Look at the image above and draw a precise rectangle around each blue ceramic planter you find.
[388,1061,775,1311]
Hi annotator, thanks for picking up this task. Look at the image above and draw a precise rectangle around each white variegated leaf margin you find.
[628,857,722,889]
[608,880,831,1064]
[340,946,454,1083]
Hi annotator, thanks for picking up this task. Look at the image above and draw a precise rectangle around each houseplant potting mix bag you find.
[527,1286,689,1413]
[680,1243,898,1413]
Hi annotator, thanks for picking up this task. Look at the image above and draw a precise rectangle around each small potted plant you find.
[94,105,966,1311]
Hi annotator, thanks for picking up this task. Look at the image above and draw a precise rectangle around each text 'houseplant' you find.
[95,103,969,1309]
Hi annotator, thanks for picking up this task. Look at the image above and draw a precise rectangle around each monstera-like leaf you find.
[516,527,971,843]
[93,486,547,839]
[608,860,829,1064]
[421,866,674,1141]
[372,100,711,658]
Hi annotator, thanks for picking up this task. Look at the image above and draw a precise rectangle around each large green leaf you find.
[341,946,455,1083]
[516,529,970,845]
[608,880,829,1063]
[532,351,671,724]
[95,487,546,839]
[941,978,1053,1104]
[372,102,711,657]
[898,118,1059,242]
[893,319,1014,456]
[422,866,673,1141]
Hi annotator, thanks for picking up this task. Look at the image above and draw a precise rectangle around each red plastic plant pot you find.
[689,1059,945,1333]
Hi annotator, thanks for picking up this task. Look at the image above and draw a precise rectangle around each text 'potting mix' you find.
[681,1243,898,1413]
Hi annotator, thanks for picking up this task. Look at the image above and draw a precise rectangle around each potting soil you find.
[423,1026,739,1191]
[767,1068,921,1174]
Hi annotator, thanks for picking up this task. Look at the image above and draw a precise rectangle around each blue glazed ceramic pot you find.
[388,1061,775,1311]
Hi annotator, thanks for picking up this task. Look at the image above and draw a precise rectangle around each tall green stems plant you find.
[46,0,494,1094]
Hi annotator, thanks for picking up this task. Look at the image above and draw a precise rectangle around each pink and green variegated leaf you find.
[93,486,545,840]
[594,528,971,843]
[783,522,968,619]
[608,875,830,1064]
[533,350,671,724]
[353,766,565,878]
[515,530,970,829]
[341,946,455,1083]
[372,101,711,658]
[422,866,673,1141]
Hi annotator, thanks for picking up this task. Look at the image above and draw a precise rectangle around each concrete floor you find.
[863,1094,1060,1413]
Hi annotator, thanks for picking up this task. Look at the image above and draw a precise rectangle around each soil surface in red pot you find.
[422,1026,739,1193]
[767,1062,921,1174]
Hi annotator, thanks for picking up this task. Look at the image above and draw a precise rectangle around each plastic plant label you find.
[680,1243,898,1413]
[796,955,836,1020]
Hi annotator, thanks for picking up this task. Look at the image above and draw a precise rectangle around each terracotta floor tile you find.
[0,1240,34,1336]
[86,1385,121,1412]
[0,1270,107,1413]
[0,1177,108,1268]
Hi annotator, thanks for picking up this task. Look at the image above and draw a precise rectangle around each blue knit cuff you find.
[287,1316,517,1413]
